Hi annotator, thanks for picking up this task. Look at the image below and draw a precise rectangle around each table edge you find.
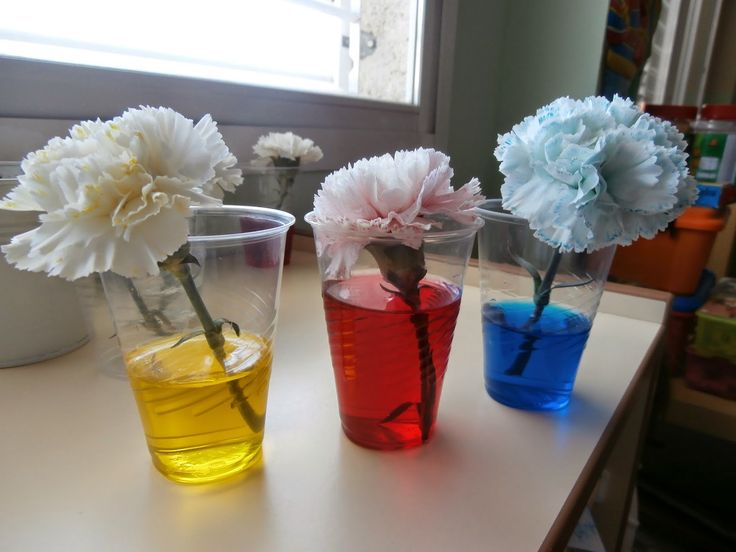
[538,322,665,551]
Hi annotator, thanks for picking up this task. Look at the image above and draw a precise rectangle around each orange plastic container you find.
[609,207,727,294]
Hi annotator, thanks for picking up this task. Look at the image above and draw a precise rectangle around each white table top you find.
[0,249,667,552]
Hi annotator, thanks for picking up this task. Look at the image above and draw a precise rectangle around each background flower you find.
[306,147,484,277]
[0,107,242,280]
[495,95,696,252]
[252,131,323,166]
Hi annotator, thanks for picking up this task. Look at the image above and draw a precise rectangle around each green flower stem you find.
[273,157,299,211]
[275,173,296,210]
[367,243,436,442]
[273,157,299,169]
[412,311,436,442]
[161,247,265,433]
[505,249,563,376]
[527,249,563,327]
[124,278,167,336]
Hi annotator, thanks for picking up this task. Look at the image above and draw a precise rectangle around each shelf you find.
[665,378,736,442]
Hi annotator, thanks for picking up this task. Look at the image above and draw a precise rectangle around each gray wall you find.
[444,0,609,198]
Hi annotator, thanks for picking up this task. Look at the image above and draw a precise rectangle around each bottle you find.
[690,104,736,185]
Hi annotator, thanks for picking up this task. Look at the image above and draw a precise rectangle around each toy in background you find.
[685,278,736,400]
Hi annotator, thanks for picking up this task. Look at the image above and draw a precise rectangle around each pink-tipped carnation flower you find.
[306,148,484,278]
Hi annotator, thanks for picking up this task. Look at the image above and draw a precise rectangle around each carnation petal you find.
[194,114,243,198]
[308,147,484,277]
[1,106,238,281]
[119,106,214,183]
[2,198,190,280]
[496,95,697,251]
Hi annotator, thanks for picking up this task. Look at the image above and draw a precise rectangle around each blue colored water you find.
[482,300,591,410]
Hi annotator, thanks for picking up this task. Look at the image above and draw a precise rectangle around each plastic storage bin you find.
[609,207,727,295]
[693,278,736,362]
[684,348,736,400]
[694,311,736,362]
[686,277,736,399]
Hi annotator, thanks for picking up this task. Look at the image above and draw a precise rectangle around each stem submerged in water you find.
[367,243,437,442]
[159,245,265,433]
[124,278,169,336]
[272,157,299,211]
[412,310,436,442]
[505,249,563,376]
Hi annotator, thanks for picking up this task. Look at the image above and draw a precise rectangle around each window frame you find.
[0,0,450,169]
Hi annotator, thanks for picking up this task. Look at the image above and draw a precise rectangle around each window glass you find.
[0,0,424,105]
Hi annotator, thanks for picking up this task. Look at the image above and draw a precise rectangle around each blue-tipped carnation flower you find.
[495,95,697,252]
[494,96,698,378]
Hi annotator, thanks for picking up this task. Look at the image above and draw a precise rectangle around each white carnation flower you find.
[1,107,243,280]
[252,131,323,165]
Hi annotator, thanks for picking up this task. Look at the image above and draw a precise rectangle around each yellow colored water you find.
[125,331,272,484]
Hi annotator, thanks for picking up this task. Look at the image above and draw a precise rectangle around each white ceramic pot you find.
[0,170,88,367]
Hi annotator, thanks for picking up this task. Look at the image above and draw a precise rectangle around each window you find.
[0,0,450,226]
[637,0,724,105]
[0,0,424,105]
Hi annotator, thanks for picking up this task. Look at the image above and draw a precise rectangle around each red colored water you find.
[322,273,461,449]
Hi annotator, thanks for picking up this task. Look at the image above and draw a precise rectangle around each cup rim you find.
[190,205,295,244]
[474,199,529,225]
[304,211,484,242]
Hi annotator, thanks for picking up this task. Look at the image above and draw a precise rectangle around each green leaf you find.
[171,329,205,348]
[225,319,241,336]
[213,318,241,336]
[181,254,200,266]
